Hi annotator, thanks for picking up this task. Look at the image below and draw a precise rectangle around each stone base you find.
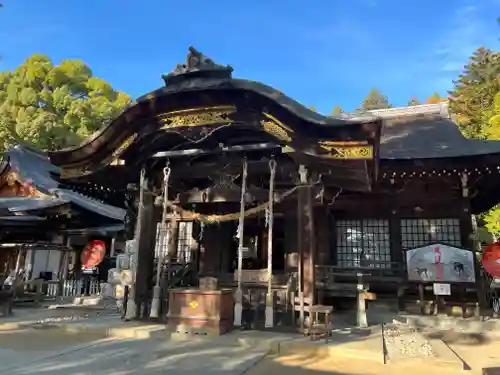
[167,318,232,336]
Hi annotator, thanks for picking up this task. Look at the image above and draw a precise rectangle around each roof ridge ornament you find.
[162,46,233,87]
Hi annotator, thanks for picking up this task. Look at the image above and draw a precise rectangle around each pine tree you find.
[408,97,421,106]
[361,88,391,110]
[0,54,131,152]
[449,47,500,139]
[425,92,446,104]
[330,105,343,115]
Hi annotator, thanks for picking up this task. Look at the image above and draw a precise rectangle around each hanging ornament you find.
[483,242,500,278]
[198,222,205,242]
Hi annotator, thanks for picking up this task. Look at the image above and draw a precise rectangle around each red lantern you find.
[482,242,500,278]
[81,240,106,268]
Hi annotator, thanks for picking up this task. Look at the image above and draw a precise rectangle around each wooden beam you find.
[152,142,281,158]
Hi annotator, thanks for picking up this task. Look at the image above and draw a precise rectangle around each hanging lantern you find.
[81,240,106,269]
[482,242,500,278]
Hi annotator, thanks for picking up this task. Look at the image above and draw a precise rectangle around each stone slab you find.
[270,326,384,363]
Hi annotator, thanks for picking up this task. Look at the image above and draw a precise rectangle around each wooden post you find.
[110,237,116,257]
[418,283,425,314]
[460,173,487,316]
[357,273,368,328]
[297,165,316,329]
[125,168,147,321]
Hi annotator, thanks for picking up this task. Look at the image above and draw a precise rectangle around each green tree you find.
[330,105,343,115]
[0,54,131,152]
[361,88,391,110]
[448,47,500,139]
[308,105,317,112]
[408,97,421,106]
[425,92,446,104]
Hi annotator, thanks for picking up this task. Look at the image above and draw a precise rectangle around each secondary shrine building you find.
[38,47,500,325]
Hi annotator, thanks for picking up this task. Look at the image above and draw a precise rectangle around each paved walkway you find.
[2,307,499,375]
[0,332,271,375]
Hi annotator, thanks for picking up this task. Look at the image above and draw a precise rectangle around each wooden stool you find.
[309,305,333,342]
[483,367,500,375]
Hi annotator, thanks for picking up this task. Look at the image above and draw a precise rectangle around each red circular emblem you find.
[482,242,500,278]
[81,240,106,268]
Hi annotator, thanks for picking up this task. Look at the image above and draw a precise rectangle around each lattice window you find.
[176,221,193,263]
[154,221,194,263]
[400,218,461,249]
[154,222,169,260]
[335,219,391,268]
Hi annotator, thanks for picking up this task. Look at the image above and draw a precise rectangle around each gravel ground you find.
[383,323,435,360]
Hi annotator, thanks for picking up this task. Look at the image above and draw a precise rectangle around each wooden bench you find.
[0,290,14,316]
[483,367,500,375]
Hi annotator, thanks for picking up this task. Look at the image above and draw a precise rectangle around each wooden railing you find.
[218,270,289,286]
[316,261,404,291]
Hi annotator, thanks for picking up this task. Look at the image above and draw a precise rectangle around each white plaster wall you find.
[31,250,62,280]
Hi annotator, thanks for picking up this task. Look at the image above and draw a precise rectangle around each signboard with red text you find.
[406,243,475,283]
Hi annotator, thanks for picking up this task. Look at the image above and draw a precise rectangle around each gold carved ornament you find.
[158,106,236,129]
[318,141,373,159]
[260,112,293,143]
[3,171,50,198]
[108,134,138,166]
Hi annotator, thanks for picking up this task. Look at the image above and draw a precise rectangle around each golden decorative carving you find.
[108,134,137,166]
[112,134,137,158]
[2,171,49,197]
[159,106,235,129]
[318,141,373,159]
[262,113,293,132]
[261,120,292,142]
[260,113,293,142]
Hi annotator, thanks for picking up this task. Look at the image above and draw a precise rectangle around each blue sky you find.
[0,0,499,113]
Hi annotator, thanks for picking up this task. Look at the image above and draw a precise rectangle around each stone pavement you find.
[0,331,273,375]
[2,307,499,375]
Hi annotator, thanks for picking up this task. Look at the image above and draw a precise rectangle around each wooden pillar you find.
[459,173,487,316]
[284,208,299,273]
[134,191,156,318]
[297,166,316,306]
[315,206,330,266]
[109,237,116,257]
[125,169,155,320]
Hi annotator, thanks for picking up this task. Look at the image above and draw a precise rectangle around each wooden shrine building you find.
[0,144,126,284]
[40,47,500,329]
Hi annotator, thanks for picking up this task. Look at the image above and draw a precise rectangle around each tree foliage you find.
[425,92,447,104]
[486,92,500,140]
[408,97,421,106]
[330,105,343,115]
[0,54,131,152]
[447,44,500,238]
[448,47,500,139]
[361,88,391,110]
